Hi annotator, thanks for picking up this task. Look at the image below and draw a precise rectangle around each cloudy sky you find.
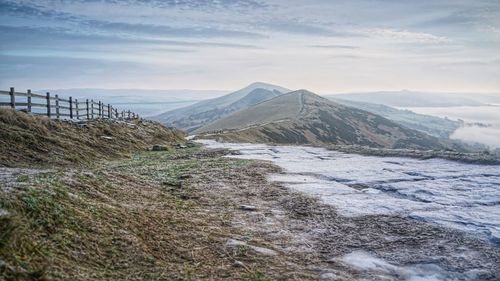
[1,0,499,93]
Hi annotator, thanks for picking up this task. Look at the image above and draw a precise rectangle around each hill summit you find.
[196,90,447,150]
[152,82,289,132]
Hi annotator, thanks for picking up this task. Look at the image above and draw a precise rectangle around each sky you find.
[1,0,500,93]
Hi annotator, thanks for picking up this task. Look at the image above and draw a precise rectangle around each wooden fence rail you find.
[0,87,139,121]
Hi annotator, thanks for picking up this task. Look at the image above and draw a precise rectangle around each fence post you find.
[91,99,94,119]
[27,89,32,113]
[127,110,131,119]
[75,99,79,120]
[98,101,102,118]
[55,94,60,119]
[46,92,51,118]
[108,104,111,118]
[69,96,73,119]
[86,99,89,119]
[9,87,15,109]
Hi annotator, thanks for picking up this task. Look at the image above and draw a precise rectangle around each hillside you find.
[329,98,461,138]
[197,90,449,150]
[2,110,498,280]
[152,82,290,132]
[0,108,185,167]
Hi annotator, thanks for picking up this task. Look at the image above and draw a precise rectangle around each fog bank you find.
[451,126,500,149]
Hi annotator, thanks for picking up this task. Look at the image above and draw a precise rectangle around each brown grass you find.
[0,108,185,167]
[0,147,280,280]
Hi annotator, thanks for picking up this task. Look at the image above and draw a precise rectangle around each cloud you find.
[81,19,264,39]
[67,0,267,10]
[0,25,262,51]
[0,1,265,39]
[264,21,364,37]
[366,28,452,44]
[450,126,500,149]
[308,45,359,49]
[1,0,499,91]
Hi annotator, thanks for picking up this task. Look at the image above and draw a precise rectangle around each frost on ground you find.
[198,140,500,244]
[197,139,500,280]
[0,167,50,192]
[341,251,484,281]
[3,143,500,280]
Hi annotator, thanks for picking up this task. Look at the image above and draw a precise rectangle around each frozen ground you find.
[198,140,500,244]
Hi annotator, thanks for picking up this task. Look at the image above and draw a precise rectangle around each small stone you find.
[0,208,10,218]
[176,143,188,149]
[100,136,114,140]
[225,239,277,256]
[152,145,168,151]
[233,260,245,268]
[239,205,257,211]
[321,272,336,281]
[178,174,191,180]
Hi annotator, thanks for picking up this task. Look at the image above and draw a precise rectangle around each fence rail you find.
[0,87,139,120]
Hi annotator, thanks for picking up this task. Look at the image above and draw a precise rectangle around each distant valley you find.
[328,90,500,107]
[40,88,226,117]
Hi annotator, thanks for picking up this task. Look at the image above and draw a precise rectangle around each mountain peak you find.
[243,82,290,93]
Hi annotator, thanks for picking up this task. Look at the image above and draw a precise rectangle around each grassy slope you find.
[0,108,185,168]
[0,147,242,280]
[0,110,290,280]
[195,92,302,133]
[2,111,499,280]
[197,91,451,151]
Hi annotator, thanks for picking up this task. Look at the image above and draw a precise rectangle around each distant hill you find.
[329,98,461,138]
[328,90,500,107]
[152,82,290,132]
[41,88,226,117]
[197,90,449,150]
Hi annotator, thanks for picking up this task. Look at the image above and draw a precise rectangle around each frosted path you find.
[198,140,500,244]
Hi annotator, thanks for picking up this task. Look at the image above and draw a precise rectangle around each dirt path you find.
[188,149,500,280]
[2,146,499,280]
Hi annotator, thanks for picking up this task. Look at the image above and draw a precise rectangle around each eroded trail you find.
[197,140,500,280]
[2,144,499,280]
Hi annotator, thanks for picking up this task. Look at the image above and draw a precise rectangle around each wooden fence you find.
[0,87,139,120]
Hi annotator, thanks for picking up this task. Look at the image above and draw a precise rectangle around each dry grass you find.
[0,108,185,168]
[0,148,242,280]
[0,144,300,280]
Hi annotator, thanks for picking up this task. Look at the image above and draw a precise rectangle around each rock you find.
[225,239,277,256]
[250,245,278,256]
[82,171,95,178]
[175,143,188,149]
[0,208,9,218]
[233,260,245,268]
[152,145,168,151]
[178,174,191,180]
[239,205,257,211]
[100,136,114,140]
[321,272,336,281]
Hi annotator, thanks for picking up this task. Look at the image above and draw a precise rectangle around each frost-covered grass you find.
[0,147,261,280]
